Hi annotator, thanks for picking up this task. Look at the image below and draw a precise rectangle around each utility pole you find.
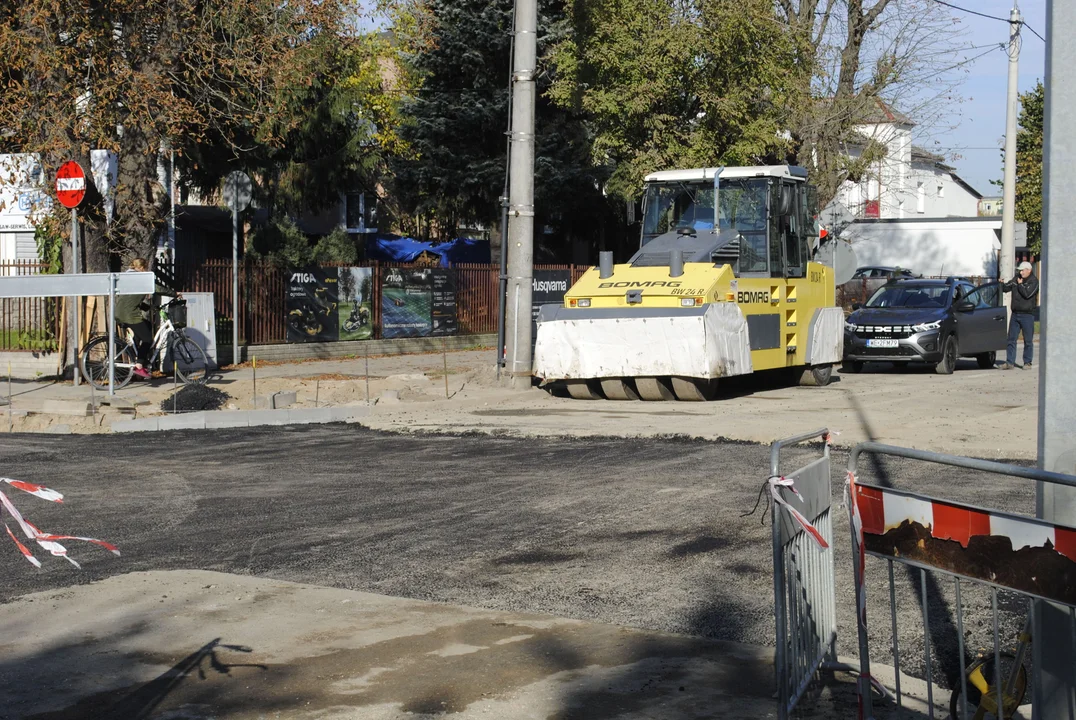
[502,0,537,389]
[1036,2,1076,717]
[1000,3,1022,309]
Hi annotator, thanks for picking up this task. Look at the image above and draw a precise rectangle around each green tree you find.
[1012,81,1043,255]
[0,0,358,269]
[180,32,402,225]
[389,0,609,251]
[550,0,801,200]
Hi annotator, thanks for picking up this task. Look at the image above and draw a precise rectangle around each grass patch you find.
[0,329,58,352]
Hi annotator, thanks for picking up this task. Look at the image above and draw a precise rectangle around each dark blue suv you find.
[842,277,1006,374]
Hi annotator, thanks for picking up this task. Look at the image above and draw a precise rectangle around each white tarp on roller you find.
[806,306,844,366]
[533,303,753,380]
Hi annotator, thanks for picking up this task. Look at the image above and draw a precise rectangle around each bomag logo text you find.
[597,281,682,288]
[736,290,771,304]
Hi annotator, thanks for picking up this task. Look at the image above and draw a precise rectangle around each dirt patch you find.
[160,385,231,414]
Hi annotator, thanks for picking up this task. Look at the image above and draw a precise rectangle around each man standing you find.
[1001,261,1040,369]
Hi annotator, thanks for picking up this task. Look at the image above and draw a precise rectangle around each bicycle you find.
[79,297,210,390]
[949,612,1031,720]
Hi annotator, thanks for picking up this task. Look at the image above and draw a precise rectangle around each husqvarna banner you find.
[286,268,339,343]
[531,269,571,337]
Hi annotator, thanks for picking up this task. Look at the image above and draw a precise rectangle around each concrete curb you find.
[111,406,370,433]
[219,333,498,365]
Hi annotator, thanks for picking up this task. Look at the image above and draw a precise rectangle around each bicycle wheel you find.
[80,335,136,391]
[169,334,209,384]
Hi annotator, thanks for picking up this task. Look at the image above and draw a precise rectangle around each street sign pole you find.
[107,274,116,397]
[71,207,79,387]
[222,171,251,366]
[56,160,87,386]
[232,178,239,363]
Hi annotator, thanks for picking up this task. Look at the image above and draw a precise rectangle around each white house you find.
[0,152,118,265]
[821,102,982,229]
[0,154,49,263]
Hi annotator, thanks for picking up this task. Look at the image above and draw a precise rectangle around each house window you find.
[917,182,925,213]
[937,183,945,199]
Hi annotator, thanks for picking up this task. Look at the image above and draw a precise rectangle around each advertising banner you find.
[431,269,458,337]
[531,269,571,335]
[381,267,434,338]
[338,267,374,341]
[286,267,339,343]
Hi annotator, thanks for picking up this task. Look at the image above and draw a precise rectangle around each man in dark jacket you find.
[1001,261,1039,369]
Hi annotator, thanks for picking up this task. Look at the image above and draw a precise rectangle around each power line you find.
[1022,22,1045,43]
[931,0,1009,23]
[931,0,1045,43]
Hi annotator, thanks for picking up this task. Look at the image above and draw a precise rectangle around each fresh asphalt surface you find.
[0,425,1036,690]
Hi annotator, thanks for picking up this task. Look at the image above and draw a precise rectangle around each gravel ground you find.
[0,426,1036,695]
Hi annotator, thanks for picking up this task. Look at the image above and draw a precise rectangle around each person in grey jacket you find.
[1001,261,1039,370]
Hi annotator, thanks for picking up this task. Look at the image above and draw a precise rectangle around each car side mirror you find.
[851,302,862,311]
[955,300,975,312]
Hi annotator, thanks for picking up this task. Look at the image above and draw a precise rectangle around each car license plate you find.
[867,339,899,348]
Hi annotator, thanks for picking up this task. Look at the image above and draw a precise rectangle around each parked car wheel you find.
[841,360,864,374]
[977,351,997,370]
[935,335,958,375]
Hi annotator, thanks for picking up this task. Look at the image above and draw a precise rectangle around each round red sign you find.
[55,161,86,209]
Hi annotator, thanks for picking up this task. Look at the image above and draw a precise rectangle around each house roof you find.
[859,98,915,126]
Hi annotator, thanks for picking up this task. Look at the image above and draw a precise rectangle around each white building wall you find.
[839,219,1003,278]
[826,121,981,224]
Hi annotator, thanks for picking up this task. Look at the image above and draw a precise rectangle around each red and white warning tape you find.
[1,478,119,569]
[768,475,829,549]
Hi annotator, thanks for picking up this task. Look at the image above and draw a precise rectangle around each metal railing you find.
[847,442,1076,720]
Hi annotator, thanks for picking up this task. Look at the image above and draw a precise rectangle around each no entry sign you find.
[55,161,86,209]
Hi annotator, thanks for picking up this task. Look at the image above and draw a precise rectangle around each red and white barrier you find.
[1,478,119,569]
[852,482,1076,562]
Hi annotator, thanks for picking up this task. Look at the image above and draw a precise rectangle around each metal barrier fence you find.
[769,429,852,719]
[847,442,1076,720]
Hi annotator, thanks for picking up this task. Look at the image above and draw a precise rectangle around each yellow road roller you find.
[533,165,845,400]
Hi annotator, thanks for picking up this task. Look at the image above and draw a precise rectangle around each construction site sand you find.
[3,349,1039,460]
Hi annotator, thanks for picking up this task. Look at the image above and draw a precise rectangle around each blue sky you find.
[929,1,1046,196]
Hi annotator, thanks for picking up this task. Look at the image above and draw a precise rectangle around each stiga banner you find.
[286,267,339,343]
[338,267,374,341]
[382,267,434,338]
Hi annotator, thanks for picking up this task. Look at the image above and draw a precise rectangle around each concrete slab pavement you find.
[0,570,946,720]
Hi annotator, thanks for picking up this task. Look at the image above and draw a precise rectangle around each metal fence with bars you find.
[152,260,588,347]
[0,261,60,351]
[0,260,592,352]
[847,443,1076,720]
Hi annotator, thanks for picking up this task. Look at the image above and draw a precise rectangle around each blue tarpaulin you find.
[365,235,491,266]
